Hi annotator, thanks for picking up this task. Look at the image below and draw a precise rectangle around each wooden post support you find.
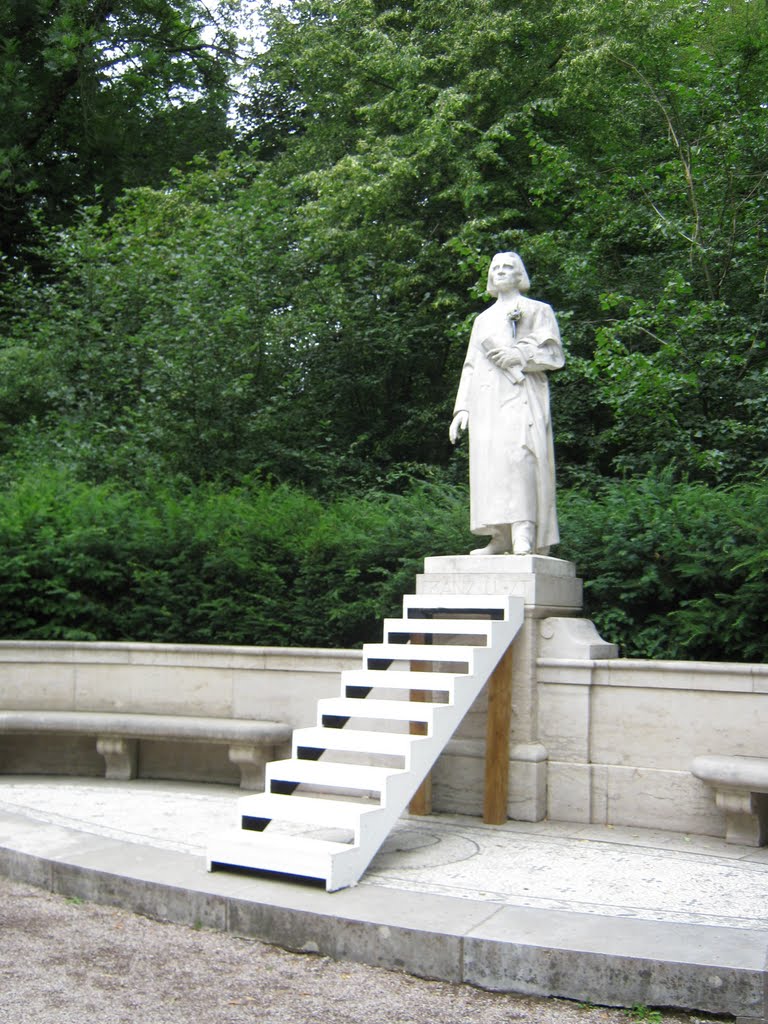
[408,635,432,816]
[483,643,514,824]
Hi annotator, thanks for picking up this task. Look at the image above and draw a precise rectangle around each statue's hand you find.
[488,346,523,371]
[449,410,469,445]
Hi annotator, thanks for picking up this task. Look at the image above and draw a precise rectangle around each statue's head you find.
[486,252,530,296]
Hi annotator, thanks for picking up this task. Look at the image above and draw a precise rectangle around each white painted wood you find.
[363,642,475,666]
[207,593,524,891]
[341,668,457,697]
[207,830,351,877]
[402,594,516,613]
[265,758,403,793]
[317,697,442,725]
[237,792,383,836]
[382,618,494,642]
[292,726,417,759]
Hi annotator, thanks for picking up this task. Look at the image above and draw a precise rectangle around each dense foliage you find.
[0,470,468,648]
[0,0,241,269]
[0,0,766,659]
[2,470,766,661]
[558,473,768,662]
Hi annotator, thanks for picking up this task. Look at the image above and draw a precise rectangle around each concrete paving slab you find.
[0,776,765,1019]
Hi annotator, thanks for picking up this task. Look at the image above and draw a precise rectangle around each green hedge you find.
[0,468,765,661]
[0,471,469,648]
[557,472,768,662]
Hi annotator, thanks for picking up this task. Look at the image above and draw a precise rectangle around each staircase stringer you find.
[323,595,525,889]
[207,594,525,892]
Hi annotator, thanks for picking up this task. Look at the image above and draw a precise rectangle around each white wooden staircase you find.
[207,593,524,891]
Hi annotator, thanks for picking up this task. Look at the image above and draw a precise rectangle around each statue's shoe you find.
[470,538,510,556]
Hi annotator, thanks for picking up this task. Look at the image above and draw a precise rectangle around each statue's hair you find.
[487,252,530,296]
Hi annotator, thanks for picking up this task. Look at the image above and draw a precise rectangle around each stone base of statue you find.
[418,553,582,607]
[414,554,616,823]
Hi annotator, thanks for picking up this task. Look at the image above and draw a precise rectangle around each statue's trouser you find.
[512,520,535,554]
[508,450,537,553]
[507,448,537,521]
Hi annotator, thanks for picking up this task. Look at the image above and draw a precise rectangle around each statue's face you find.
[489,255,522,292]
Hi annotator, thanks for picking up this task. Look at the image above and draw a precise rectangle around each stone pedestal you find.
[416,554,584,823]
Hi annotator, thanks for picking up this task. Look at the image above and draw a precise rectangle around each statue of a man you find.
[449,252,564,556]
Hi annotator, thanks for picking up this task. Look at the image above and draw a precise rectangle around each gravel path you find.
[0,876,705,1024]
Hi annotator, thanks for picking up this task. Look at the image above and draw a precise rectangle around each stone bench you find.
[692,754,768,846]
[0,710,292,790]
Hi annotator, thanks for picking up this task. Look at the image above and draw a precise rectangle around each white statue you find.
[450,252,564,556]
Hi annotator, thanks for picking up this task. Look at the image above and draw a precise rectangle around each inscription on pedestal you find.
[416,560,583,610]
[418,576,526,597]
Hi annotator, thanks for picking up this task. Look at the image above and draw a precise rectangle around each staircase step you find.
[403,594,515,617]
[342,667,456,700]
[318,697,440,726]
[293,726,418,759]
[383,617,493,643]
[237,792,382,833]
[341,669,457,696]
[208,829,351,879]
[363,642,474,667]
[266,758,403,793]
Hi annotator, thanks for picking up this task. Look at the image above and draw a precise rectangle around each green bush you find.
[0,468,765,661]
[294,483,469,647]
[558,472,768,662]
[0,470,469,647]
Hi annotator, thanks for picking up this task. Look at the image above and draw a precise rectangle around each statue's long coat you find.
[453,295,565,552]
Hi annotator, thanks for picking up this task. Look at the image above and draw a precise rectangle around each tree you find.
[2,0,766,492]
[0,155,306,484]
[0,0,240,270]
[533,0,768,482]
[231,0,768,486]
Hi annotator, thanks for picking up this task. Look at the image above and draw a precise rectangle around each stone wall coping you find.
[538,657,767,674]
[538,657,768,694]
[0,640,360,669]
[1,641,764,686]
